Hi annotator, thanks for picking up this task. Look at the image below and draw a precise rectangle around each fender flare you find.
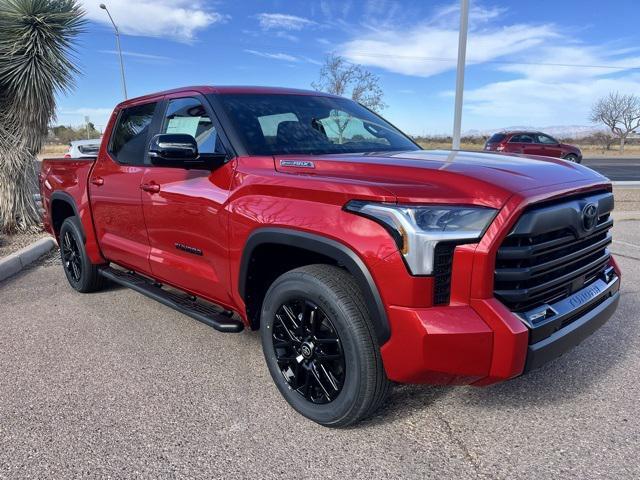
[50,191,84,240]
[239,227,390,344]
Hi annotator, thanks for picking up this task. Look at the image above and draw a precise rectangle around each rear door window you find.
[509,134,534,143]
[109,102,157,164]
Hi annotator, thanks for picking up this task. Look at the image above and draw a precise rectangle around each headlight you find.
[345,201,497,275]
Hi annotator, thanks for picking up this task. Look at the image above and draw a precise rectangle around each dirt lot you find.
[0,231,48,258]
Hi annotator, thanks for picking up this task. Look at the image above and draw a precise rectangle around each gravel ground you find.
[0,223,638,479]
[0,231,48,258]
[612,187,640,213]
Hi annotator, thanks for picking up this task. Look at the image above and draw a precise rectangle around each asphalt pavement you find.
[582,157,640,181]
[1,222,639,479]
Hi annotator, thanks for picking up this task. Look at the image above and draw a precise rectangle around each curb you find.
[0,237,57,282]
[612,181,640,187]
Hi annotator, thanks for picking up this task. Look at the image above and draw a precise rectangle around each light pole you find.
[100,3,128,100]
[452,0,469,150]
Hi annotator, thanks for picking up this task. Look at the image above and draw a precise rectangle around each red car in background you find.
[485,131,583,163]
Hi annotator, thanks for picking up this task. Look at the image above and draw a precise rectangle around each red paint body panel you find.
[40,159,105,265]
[141,162,235,306]
[380,305,493,385]
[39,85,620,389]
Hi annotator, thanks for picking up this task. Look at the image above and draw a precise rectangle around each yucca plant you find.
[0,0,85,233]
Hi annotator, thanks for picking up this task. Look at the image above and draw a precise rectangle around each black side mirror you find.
[149,133,198,162]
[148,133,226,169]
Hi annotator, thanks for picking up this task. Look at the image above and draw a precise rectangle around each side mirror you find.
[148,133,226,169]
[149,133,198,163]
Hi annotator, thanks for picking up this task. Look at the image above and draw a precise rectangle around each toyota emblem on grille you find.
[582,202,598,232]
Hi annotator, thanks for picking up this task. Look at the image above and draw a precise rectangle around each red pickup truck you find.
[40,86,621,427]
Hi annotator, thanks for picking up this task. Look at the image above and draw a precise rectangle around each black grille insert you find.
[494,191,614,312]
[433,243,456,304]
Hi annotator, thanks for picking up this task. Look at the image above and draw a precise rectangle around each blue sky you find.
[57,0,640,136]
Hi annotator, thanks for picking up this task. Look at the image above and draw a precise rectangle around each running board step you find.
[98,267,244,333]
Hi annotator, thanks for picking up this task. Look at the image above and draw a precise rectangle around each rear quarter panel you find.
[40,158,105,264]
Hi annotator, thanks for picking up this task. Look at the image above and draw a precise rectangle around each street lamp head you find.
[99,4,106,9]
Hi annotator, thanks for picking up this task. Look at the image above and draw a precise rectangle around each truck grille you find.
[494,191,614,312]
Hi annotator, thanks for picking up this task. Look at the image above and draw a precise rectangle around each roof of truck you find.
[115,85,338,109]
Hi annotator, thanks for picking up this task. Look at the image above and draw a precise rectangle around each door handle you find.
[90,177,104,186]
[140,182,161,193]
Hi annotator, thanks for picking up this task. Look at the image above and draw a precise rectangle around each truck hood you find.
[274,149,609,208]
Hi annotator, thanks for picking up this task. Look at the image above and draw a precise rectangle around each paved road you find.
[1,223,639,479]
[583,157,640,181]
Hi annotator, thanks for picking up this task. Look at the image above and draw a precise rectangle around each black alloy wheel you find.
[260,264,391,427]
[59,216,105,293]
[272,298,345,404]
[61,229,82,282]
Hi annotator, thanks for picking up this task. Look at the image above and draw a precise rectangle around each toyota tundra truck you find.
[40,86,621,427]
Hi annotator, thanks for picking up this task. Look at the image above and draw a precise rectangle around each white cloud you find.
[462,74,640,126]
[274,31,300,42]
[340,6,559,77]
[244,49,299,62]
[98,50,171,61]
[339,2,640,126]
[243,50,321,66]
[256,13,315,31]
[82,1,226,42]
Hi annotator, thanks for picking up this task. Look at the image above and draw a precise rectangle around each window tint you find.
[509,134,534,143]
[215,94,419,155]
[536,134,557,144]
[109,103,156,164]
[487,133,506,143]
[77,144,100,155]
[318,109,392,147]
[161,97,225,155]
[258,112,299,137]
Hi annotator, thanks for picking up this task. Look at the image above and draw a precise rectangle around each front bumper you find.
[523,276,620,372]
[379,267,621,386]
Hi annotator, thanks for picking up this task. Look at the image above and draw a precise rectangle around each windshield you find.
[214,94,420,156]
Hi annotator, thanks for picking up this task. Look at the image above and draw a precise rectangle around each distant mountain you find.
[463,125,606,139]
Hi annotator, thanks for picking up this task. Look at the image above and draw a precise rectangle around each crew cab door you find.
[532,133,563,158]
[89,101,159,273]
[140,94,235,305]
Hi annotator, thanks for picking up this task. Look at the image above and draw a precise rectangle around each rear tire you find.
[564,153,580,163]
[260,264,391,427]
[59,217,105,293]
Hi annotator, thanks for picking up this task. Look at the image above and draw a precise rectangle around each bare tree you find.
[312,54,386,144]
[590,92,640,153]
[591,132,615,153]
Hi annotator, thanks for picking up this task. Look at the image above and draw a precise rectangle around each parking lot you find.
[0,219,638,479]
[582,157,640,181]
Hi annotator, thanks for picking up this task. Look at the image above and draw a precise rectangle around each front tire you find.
[59,217,105,293]
[564,153,580,163]
[260,264,391,427]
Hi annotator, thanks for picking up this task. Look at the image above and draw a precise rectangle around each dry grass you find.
[41,144,68,155]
